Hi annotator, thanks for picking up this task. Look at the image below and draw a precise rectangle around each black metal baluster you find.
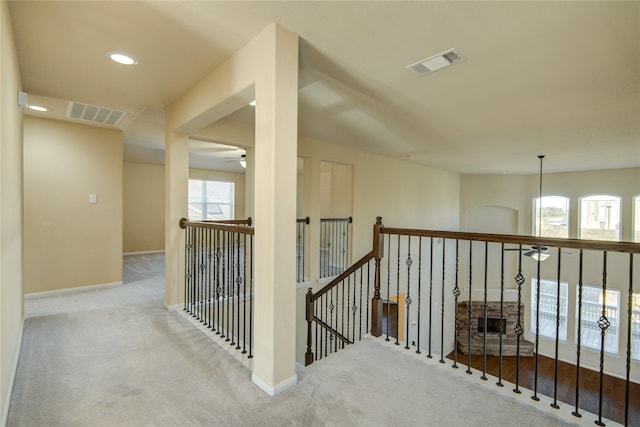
[386,234,391,342]
[452,240,460,369]
[347,276,351,346]
[184,225,190,312]
[551,248,562,409]
[324,291,328,357]
[366,261,370,335]
[466,241,472,374]
[513,247,524,393]
[207,228,213,328]
[532,243,542,401]
[229,231,236,346]
[359,265,363,341]
[428,237,434,359]
[494,243,503,386]
[572,250,583,418]
[596,251,609,427]
[417,237,422,355]
[242,233,247,354]
[352,271,357,343]
[340,282,344,350]
[235,232,241,350]
[624,253,633,427]
[405,236,412,350]
[440,239,446,363]
[395,234,400,346]
[248,235,253,359]
[216,229,222,334]
[314,299,319,361]
[481,241,488,380]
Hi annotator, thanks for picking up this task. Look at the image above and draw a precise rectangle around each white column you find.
[251,24,299,395]
[164,132,189,307]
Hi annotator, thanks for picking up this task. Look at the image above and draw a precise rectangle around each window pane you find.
[534,196,569,238]
[187,179,234,221]
[580,195,621,241]
[576,285,619,354]
[531,279,568,341]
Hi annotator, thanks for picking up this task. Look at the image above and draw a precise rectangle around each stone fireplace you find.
[456,301,533,356]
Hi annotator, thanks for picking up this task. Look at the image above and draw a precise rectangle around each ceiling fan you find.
[224,153,247,168]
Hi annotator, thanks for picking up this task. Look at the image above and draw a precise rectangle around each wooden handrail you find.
[201,217,252,226]
[312,316,353,344]
[179,217,254,235]
[380,227,640,254]
[309,250,375,302]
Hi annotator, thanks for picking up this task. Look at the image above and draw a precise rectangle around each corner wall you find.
[23,117,123,294]
[0,1,24,422]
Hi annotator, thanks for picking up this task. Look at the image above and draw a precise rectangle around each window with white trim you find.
[576,285,619,354]
[579,195,621,241]
[533,196,569,238]
[188,179,234,221]
[531,279,568,340]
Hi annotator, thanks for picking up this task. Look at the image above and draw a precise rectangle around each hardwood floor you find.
[446,351,639,425]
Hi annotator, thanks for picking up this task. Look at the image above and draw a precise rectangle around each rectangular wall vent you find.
[406,48,466,76]
[67,101,126,126]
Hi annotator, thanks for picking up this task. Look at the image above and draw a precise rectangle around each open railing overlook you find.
[179,215,640,426]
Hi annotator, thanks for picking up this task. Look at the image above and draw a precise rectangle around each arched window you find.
[579,194,621,241]
[533,196,569,238]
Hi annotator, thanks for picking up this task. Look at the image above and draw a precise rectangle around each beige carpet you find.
[8,253,577,426]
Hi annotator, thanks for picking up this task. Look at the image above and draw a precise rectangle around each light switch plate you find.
[89,194,97,204]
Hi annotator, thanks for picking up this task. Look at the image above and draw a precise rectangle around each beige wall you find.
[0,2,24,422]
[23,117,123,294]
[123,162,165,253]
[189,168,246,220]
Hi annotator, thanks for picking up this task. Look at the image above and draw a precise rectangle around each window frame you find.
[187,179,235,221]
[530,278,569,341]
[576,284,620,355]
[532,195,570,238]
[578,194,621,241]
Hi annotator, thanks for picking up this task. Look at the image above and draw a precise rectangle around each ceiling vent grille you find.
[66,101,126,126]
[406,48,466,76]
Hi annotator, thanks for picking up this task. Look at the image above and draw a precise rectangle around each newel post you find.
[305,288,314,365]
[371,216,384,337]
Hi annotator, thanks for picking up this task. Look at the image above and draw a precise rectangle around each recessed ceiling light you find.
[107,51,138,65]
[249,100,256,106]
[28,105,48,112]
[406,48,466,76]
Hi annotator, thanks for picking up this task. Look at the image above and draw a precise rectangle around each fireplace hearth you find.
[456,301,533,356]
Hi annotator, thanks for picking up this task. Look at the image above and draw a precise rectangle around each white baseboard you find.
[252,373,297,396]
[123,250,165,256]
[2,318,24,427]
[24,281,123,299]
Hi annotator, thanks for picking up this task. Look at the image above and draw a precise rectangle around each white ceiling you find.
[8,1,640,175]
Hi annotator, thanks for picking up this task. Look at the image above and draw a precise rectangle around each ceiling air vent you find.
[67,101,126,126]
[406,48,466,76]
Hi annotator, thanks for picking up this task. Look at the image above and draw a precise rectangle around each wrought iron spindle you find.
[206,228,213,328]
[215,229,222,334]
[386,235,391,342]
[551,248,562,409]
[396,234,401,346]
[242,233,247,354]
[481,241,488,380]
[416,237,423,355]
[359,265,364,341]
[352,273,357,344]
[624,253,633,427]
[466,241,473,374]
[235,232,242,350]
[405,236,412,350]
[596,251,609,427]
[532,243,542,401]
[248,234,254,359]
[428,237,434,359]
[229,232,236,346]
[497,243,504,386]
[514,247,524,394]
[572,249,583,418]
[452,240,460,368]
[440,239,446,363]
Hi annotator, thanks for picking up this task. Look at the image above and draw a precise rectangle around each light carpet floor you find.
[8,253,576,426]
